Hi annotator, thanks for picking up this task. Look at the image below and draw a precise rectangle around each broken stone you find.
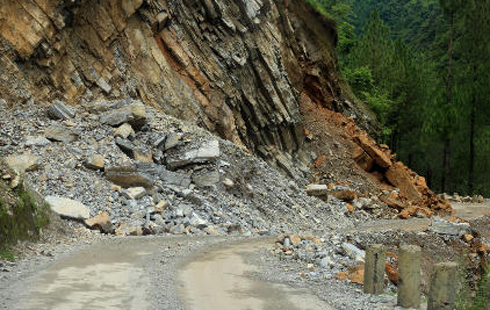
[330,189,357,202]
[354,134,391,168]
[85,212,113,233]
[45,196,90,220]
[129,225,144,236]
[114,123,135,139]
[160,170,191,188]
[352,145,374,171]
[45,124,79,143]
[164,133,183,151]
[24,136,51,147]
[462,234,474,243]
[169,223,186,234]
[155,200,168,213]
[115,137,152,162]
[5,154,42,174]
[47,100,76,120]
[122,187,146,200]
[379,195,407,209]
[166,140,220,169]
[305,184,329,197]
[429,220,471,237]
[188,213,207,227]
[84,154,105,170]
[134,149,153,163]
[192,170,220,188]
[105,165,154,188]
[100,102,146,129]
[289,234,302,245]
[386,162,422,201]
[342,243,365,262]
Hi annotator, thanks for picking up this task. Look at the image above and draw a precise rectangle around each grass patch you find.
[456,264,489,310]
[0,248,15,261]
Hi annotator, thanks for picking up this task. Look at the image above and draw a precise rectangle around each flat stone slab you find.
[166,140,220,169]
[45,196,90,220]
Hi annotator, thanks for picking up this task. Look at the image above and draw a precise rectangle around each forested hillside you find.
[308,0,490,196]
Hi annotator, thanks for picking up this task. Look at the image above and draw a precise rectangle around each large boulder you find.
[45,196,90,220]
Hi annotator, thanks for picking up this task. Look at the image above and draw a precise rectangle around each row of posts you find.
[363,244,481,310]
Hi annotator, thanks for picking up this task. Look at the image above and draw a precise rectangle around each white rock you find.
[122,187,146,200]
[45,196,90,220]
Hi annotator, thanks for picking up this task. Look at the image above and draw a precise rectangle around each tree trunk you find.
[442,11,455,193]
[469,106,475,193]
[468,65,478,194]
[442,137,451,192]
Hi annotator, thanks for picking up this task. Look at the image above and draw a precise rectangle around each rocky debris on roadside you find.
[84,212,113,233]
[446,193,484,204]
[321,110,452,218]
[0,101,352,237]
[305,184,357,202]
[429,219,471,237]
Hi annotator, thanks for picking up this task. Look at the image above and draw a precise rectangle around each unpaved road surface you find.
[2,237,337,310]
[10,238,158,310]
[179,241,336,310]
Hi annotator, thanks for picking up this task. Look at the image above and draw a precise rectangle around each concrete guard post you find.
[364,244,386,295]
[397,245,421,308]
[427,262,459,310]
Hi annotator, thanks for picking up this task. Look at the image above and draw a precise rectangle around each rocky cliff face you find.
[0,0,448,216]
[0,0,371,154]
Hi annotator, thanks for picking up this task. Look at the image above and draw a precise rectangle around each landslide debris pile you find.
[0,99,353,236]
[0,0,450,226]
[302,103,452,219]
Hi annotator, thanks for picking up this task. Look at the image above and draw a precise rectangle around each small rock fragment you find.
[45,124,79,143]
[85,154,105,170]
[122,187,146,200]
[47,100,76,120]
[114,123,134,139]
[85,212,113,233]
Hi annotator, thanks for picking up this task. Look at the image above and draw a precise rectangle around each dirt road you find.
[2,237,336,310]
[178,241,336,310]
